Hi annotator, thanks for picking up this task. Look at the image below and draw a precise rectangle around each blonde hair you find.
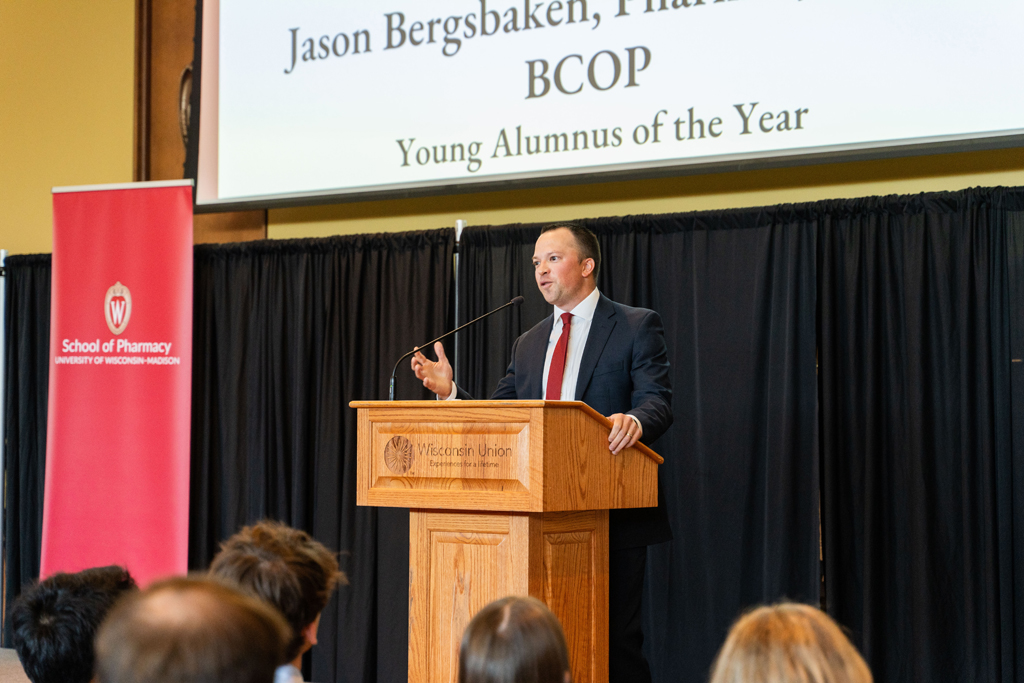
[709,603,872,683]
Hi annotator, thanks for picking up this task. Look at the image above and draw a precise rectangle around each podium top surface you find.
[350,400,663,464]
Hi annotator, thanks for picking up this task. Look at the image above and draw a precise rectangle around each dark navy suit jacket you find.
[459,293,673,549]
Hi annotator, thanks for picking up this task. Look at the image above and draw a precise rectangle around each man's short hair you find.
[541,222,601,280]
[458,596,571,683]
[208,520,346,661]
[95,576,290,683]
[11,565,137,683]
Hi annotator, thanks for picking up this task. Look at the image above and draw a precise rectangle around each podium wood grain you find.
[353,401,661,512]
[352,401,659,683]
[408,510,608,683]
[540,511,609,683]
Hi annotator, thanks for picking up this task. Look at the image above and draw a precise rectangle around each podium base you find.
[408,509,609,683]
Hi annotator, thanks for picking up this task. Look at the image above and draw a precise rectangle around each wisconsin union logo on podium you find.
[104,281,132,335]
[385,435,415,474]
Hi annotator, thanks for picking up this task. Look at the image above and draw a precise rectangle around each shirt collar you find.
[554,287,600,322]
[274,664,303,683]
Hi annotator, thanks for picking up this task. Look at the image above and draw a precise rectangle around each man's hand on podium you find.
[608,413,642,454]
[411,341,454,399]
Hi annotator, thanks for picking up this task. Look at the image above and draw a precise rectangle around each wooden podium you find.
[351,400,663,683]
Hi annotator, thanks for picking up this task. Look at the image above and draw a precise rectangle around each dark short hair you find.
[11,565,137,683]
[95,576,290,683]
[458,596,571,683]
[540,222,600,280]
[209,520,346,661]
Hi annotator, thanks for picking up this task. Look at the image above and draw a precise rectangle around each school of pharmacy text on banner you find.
[41,181,193,585]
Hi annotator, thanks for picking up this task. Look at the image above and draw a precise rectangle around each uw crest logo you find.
[384,436,414,474]
[104,282,132,335]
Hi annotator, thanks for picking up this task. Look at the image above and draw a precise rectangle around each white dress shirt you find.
[445,288,599,401]
[540,286,601,399]
[274,664,304,683]
[444,289,641,430]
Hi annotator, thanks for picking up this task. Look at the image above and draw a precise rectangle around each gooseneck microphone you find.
[390,296,525,401]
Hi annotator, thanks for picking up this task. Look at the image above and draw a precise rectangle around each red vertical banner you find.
[42,181,193,585]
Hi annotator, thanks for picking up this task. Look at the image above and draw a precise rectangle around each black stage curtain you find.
[1,255,51,644]
[819,188,1024,683]
[457,213,821,683]
[190,231,453,683]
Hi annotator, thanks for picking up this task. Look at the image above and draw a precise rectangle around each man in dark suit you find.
[411,223,672,683]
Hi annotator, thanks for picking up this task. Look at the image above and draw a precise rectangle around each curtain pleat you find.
[1,255,51,645]
[190,231,454,683]
[818,190,1024,683]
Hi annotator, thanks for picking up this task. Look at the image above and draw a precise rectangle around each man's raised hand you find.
[410,341,454,398]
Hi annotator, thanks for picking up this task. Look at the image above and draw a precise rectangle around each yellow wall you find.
[0,0,136,255]
[1,1,1021,252]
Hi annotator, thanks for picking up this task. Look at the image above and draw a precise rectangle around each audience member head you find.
[208,519,345,663]
[458,596,571,683]
[709,602,873,683]
[11,565,136,683]
[95,576,290,683]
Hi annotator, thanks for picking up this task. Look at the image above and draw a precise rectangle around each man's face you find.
[533,228,594,309]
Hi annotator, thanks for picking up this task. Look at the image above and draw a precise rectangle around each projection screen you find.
[193,0,1024,210]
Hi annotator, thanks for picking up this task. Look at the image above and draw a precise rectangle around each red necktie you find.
[545,312,573,400]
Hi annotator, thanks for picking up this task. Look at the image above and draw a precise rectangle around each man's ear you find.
[582,258,595,277]
[302,612,322,648]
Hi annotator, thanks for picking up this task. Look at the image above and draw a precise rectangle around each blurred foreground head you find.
[95,576,290,683]
[458,596,571,683]
[209,519,345,662]
[709,602,873,683]
[11,565,137,683]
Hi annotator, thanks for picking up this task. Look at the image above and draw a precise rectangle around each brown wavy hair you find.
[709,603,872,683]
[458,596,570,683]
[209,520,346,661]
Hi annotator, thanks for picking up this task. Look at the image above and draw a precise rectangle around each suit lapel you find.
[522,314,554,399]
[575,295,617,400]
